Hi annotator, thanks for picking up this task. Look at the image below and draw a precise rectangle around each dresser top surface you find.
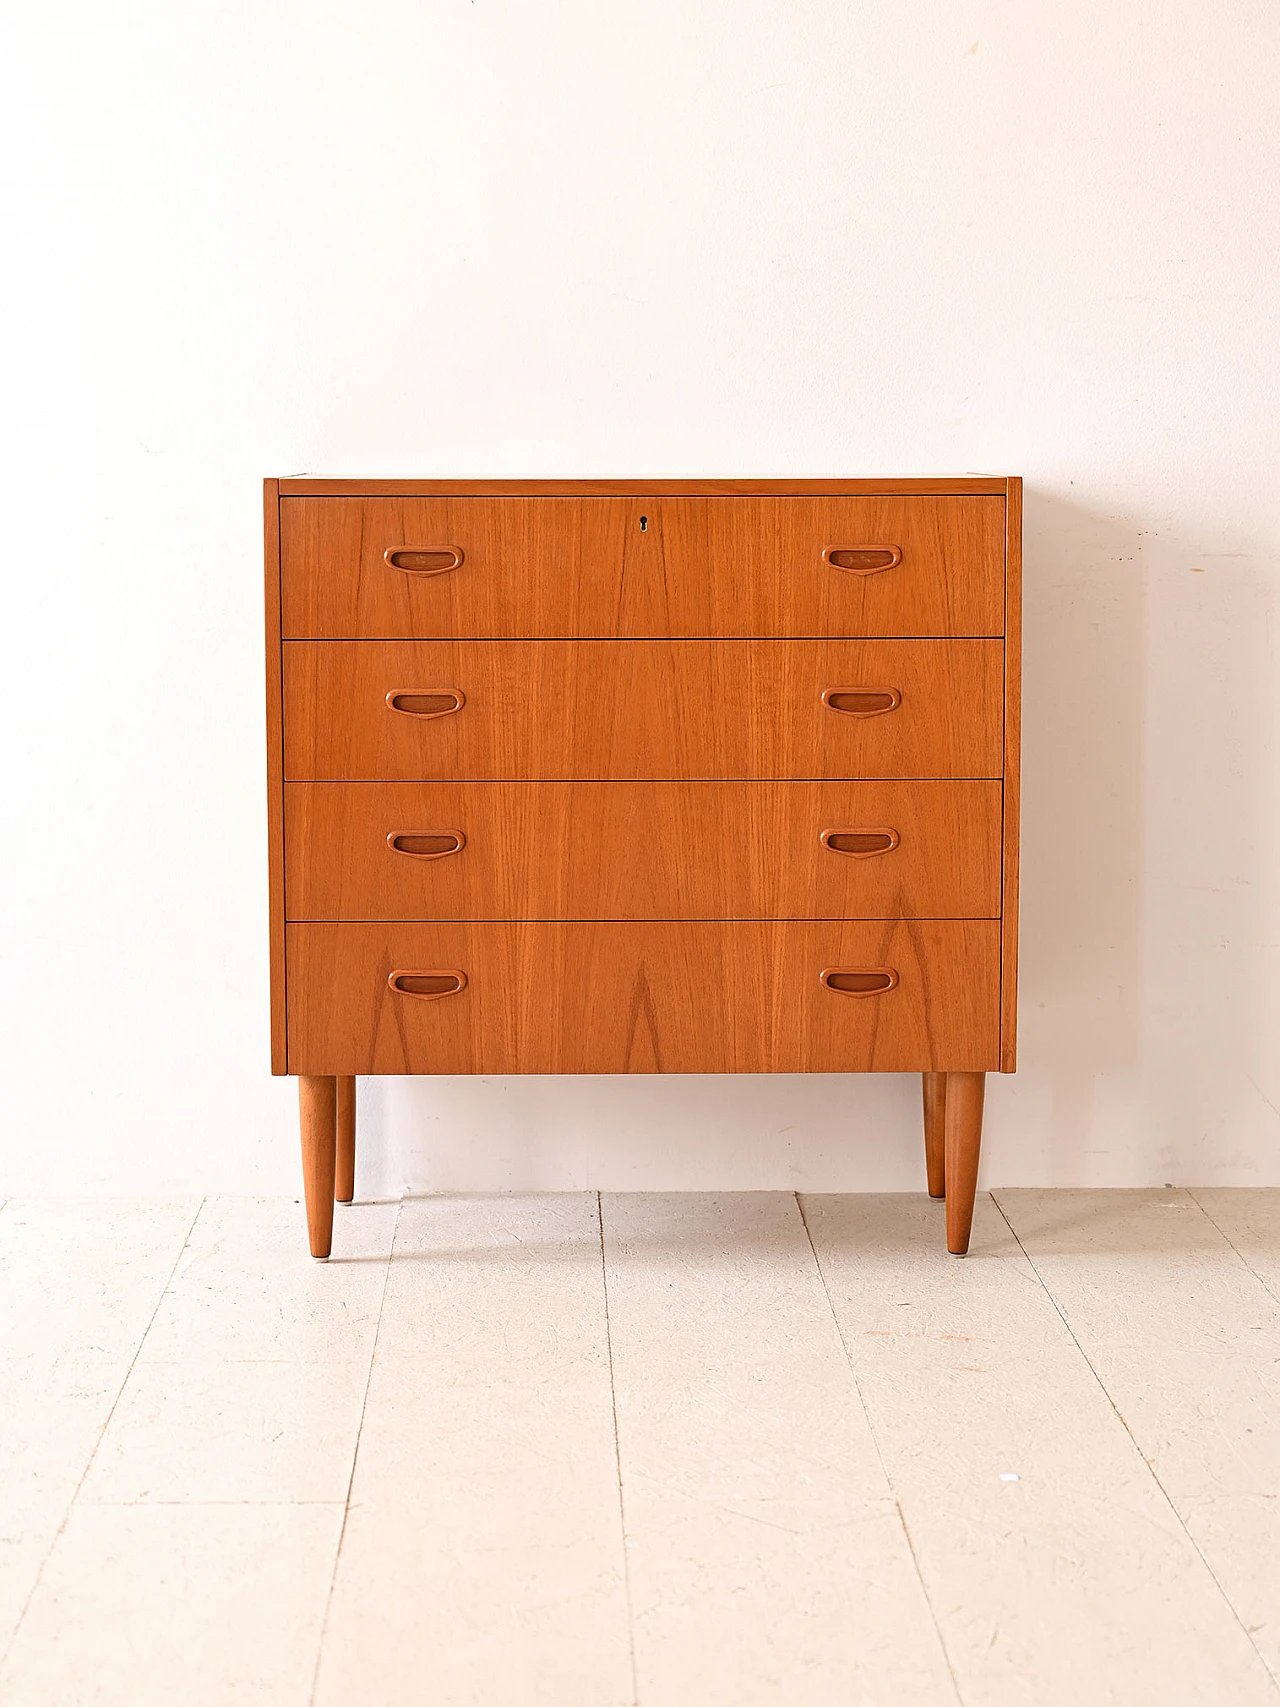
[273,476,1018,498]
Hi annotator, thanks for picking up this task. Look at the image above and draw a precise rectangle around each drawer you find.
[285,919,1001,1074]
[279,495,1006,639]
[283,780,1003,920]
[282,640,1003,781]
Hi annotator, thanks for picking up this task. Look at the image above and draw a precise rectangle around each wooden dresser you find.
[265,477,1021,1258]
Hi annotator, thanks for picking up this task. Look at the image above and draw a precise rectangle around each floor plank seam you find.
[1187,1189,1280,1310]
[308,1197,401,1707]
[84,1499,351,1508]
[0,1194,207,1676]
[989,1191,1280,1698]
[794,1191,965,1707]
[596,1192,641,1707]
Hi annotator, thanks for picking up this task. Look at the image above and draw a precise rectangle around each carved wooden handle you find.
[388,970,468,999]
[387,832,466,859]
[820,967,899,996]
[385,689,465,718]
[384,546,464,574]
[820,828,900,858]
[821,687,902,717]
[823,546,902,575]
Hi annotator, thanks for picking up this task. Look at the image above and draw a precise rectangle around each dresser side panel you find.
[1001,478,1022,1071]
[265,479,288,1073]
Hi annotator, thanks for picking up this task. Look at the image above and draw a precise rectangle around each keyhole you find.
[639,515,648,531]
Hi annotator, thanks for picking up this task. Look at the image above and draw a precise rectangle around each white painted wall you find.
[3,1,1278,1195]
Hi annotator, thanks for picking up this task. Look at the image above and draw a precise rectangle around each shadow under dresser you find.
[264,477,1022,1257]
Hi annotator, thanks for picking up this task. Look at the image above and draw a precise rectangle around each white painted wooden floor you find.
[2,1190,1279,1705]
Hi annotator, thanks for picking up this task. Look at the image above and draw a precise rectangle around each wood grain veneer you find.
[286,919,1002,1076]
[282,639,1004,782]
[283,779,1002,922]
[280,495,1005,639]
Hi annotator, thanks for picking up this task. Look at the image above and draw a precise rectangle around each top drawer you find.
[279,495,1006,639]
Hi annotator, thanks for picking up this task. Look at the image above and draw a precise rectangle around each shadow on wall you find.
[995,484,1277,1184]
[357,1071,929,1198]
[353,486,1276,1194]
[1133,489,1277,1179]
[995,487,1148,1179]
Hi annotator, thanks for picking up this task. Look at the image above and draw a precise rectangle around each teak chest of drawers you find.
[265,477,1022,1258]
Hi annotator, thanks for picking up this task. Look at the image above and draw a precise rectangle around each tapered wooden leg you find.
[298,1075,337,1259]
[944,1071,985,1256]
[335,1076,356,1204]
[922,1072,947,1198]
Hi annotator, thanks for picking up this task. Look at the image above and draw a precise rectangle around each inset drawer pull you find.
[822,687,902,717]
[386,689,465,718]
[820,828,900,858]
[387,832,466,859]
[384,546,464,575]
[820,967,899,997]
[388,970,468,999]
[824,546,902,575]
